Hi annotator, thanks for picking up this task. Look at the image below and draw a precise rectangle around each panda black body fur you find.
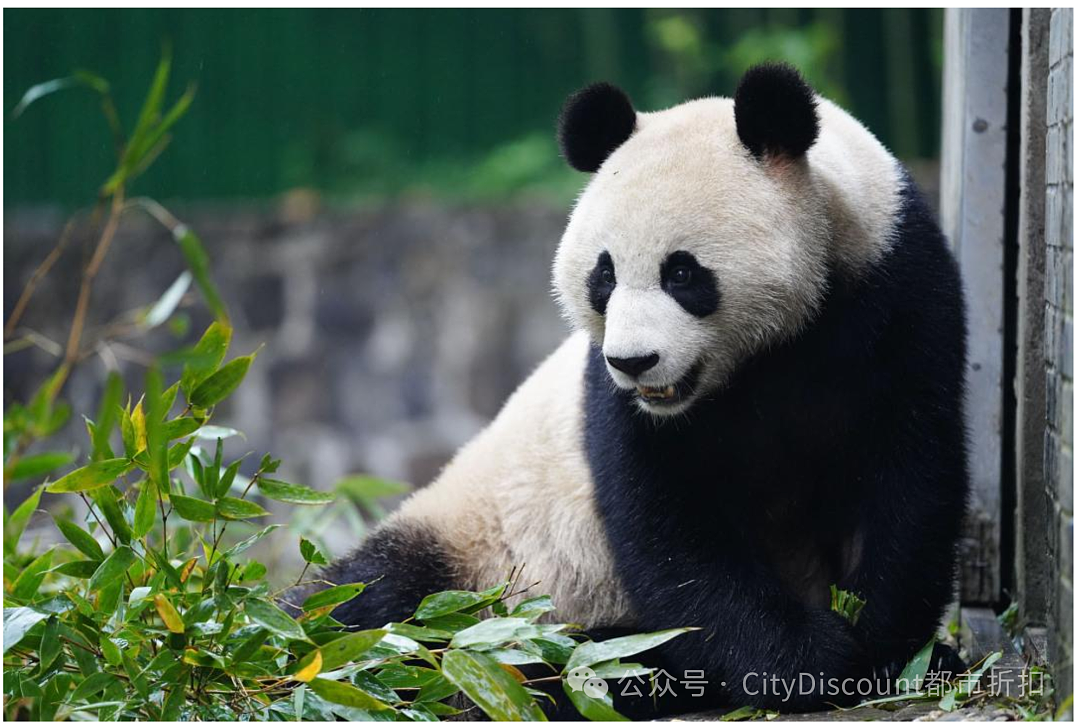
[320,64,969,718]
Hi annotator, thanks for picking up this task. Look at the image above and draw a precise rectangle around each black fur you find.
[660,250,721,318]
[587,250,617,315]
[320,524,455,628]
[558,82,637,173]
[582,174,968,717]
[734,63,820,159]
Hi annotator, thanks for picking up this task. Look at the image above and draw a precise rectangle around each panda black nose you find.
[606,353,660,377]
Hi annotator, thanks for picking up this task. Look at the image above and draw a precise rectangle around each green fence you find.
[4,8,942,207]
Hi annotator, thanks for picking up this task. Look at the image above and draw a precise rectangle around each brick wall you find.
[1045,6,1074,705]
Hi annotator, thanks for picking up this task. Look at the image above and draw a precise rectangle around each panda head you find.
[553,63,833,417]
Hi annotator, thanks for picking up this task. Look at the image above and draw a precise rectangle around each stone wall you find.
[3,201,571,528]
[1044,6,1074,704]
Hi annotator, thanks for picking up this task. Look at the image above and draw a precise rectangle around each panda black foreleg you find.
[841,448,969,685]
[317,523,457,629]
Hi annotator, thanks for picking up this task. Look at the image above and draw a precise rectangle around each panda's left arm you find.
[840,430,968,671]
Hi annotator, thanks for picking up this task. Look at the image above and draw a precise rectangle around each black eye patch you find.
[587,251,616,315]
[660,250,720,317]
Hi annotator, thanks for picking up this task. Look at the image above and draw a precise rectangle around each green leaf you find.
[563,679,628,721]
[511,595,555,620]
[51,560,100,578]
[181,321,232,395]
[53,516,105,561]
[299,536,329,565]
[89,486,132,544]
[3,607,49,652]
[170,493,217,522]
[228,628,268,667]
[189,355,253,408]
[99,635,123,667]
[897,638,935,689]
[217,496,270,520]
[37,615,62,674]
[45,458,133,493]
[307,677,392,712]
[163,417,201,441]
[441,649,548,721]
[302,583,365,612]
[91,372,124,461]
[830,585,867,626]
[259,478,335,505]
[69,670,115,703]
[318,629,387,671]
[132,480,157,538]
[415,590,494,621]
[88,545,136,591]
[5,451,74,483]
[220,524,280,559]
[565,628,695,672]
[12,548,54,599]
[450,617,545,649]
[161,672,190,720]
[144,366,169,492]
[143,271,192,328]
[421,613,481,633]
[245,598,307,641]
[217,459,241,498]
[386,622,454,643]
[335,475,410,506]
[176,227,229,325]
[5,484,44,549]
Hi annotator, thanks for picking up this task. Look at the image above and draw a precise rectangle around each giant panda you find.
[319,63,969,718]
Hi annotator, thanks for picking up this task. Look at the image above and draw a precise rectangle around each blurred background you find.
[4,8,945,563]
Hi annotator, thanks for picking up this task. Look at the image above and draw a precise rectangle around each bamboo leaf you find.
[91,372,123,461]
[188,354,253,408]
[565,628,695,671]
[176,227,229,324]
[87,545,136,591]
[294,649,323,682]
[441,649,547,721]
[5,451,74,483]
[169,493,217,522]
[244,598,307,641]
[12,548,55,599]
[132,480,156,538]
[180,321,232,395]
[299,536,329,565]
[258,478,335,505]
[318,629,386,671]
[302,583,365,612]
[216,496,269,521]
[5,484,45,549]
[3,607,49,653]
[53,516,104,561]
[44,458,133,493]
[154,594,185,633]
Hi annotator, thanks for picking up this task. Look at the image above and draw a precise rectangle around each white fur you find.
[383,332,636,626]
[553,95,902,414]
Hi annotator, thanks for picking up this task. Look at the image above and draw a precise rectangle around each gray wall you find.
[4,202,570,511]
[1044,6,1074,705]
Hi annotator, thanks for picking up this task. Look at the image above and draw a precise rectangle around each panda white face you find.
[553,69,833,417]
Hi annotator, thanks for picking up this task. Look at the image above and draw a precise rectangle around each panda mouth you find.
[634,362,703,407]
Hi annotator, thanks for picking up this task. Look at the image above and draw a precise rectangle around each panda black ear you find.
[734,63,819,160]
[557,82,637,173]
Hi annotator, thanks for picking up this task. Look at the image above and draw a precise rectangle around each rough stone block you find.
[1046,126,1063,187]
